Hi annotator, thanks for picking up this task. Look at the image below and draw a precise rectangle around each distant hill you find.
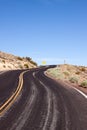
[0,51,37,70]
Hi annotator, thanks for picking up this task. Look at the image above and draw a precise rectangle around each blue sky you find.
[0,0,87,65]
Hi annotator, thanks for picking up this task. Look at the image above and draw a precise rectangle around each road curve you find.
[0,66,87,130]
[0,70,28,115]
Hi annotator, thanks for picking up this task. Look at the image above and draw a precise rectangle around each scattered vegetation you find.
[2,60,5,63]
[75,71,80,75]
[47,64,87,89]
[69,77,78,84]
[17,56,23,61]
[0,51,37,70]
[47,68,64,79]
[80,67,86,72]
[63,71,70,76]
[24,63,29,68]
[8,66,11,68]
[19,64,23,69]
[3,65,6,68]
[25,57,32,61]
[80,80,87,88]
[30,60,37,66]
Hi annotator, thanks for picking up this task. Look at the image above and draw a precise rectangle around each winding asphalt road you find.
[0,66,87,130]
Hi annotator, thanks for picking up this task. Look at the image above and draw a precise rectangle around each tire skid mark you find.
[39,80,51,130]
[57,91,70,130]
[62,99,71,130]
[0,67,87,130]
[37,71,71,130]
[10,82,38,130]
[50,94,59,130]
[33,72,52,129]
[33,72,59,130]
[20,72,50,130]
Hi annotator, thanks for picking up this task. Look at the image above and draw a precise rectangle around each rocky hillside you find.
[0,51,37,70]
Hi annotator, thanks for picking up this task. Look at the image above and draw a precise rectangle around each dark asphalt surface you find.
[0,66,87,130]
[0,70,22,106]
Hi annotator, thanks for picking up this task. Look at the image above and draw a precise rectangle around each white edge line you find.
[73,87,87,99]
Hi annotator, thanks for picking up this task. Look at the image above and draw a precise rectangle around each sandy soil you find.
[46,64,87,93]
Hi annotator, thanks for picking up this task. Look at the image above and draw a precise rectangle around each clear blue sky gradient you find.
[0,0,87,65]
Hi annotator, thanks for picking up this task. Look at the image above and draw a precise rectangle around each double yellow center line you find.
[0,70,28,116]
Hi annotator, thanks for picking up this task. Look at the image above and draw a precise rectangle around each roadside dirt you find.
[45,71,87,95]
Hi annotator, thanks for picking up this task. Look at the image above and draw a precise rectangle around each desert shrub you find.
[30,60,37,66]
[56,74,64,79]
[48,68,64,79]
[2,60,5,63]
[25,57,32,61]
[17,57,23,61]
[63,71,70,76]
[51,72,64,79]
[24,64,29,68]
[19,64,23,69]
[8,66,11,68]
[80,80,87,88]
[3,65,6,68]
[75,71,80,75]
[69,77,78,84]
[80,67,86,72]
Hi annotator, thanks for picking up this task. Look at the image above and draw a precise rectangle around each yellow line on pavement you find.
[0,70,28,116]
